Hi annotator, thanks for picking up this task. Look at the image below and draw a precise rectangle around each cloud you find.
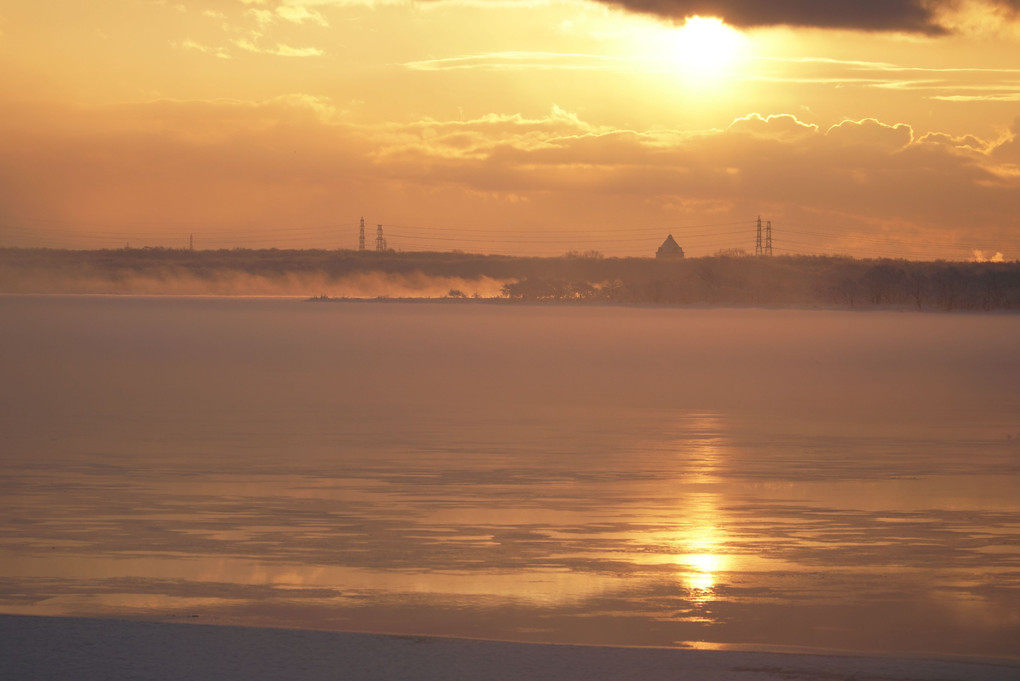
[728,113,819,140]
[588,0,1020,34]
[233,38,325,57]
[916,131,989,153]
[404,51,636,72]
[931,92,1020,101]
[936,0,1020,36]
[990,117,1020,161]
[825,118,913,148]
[273,43,325,56]
[276,5,330,26]
[172,39,233,59]
[160,2,330,59]
[748,56,1020,98]
[249,8,276,25]
[403,52,1020,106]
[249,5,329,26]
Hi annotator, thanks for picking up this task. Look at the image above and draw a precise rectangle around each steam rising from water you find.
[971,249,1005,263]
[0,268,510,298]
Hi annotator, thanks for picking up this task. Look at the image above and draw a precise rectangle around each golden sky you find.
[1,0,1018,258]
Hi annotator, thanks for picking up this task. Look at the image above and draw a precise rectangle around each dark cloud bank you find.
[596,0,1020,33]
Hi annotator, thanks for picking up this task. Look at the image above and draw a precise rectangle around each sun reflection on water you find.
[678,552,725,591]
[668,414,730,606]
[675,541,727,603]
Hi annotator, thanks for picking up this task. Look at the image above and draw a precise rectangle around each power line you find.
[382,219,747,236]
[4,215,1007,260]
[1,217,757,253]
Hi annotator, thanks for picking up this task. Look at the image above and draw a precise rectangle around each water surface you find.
[1,297,1018,658]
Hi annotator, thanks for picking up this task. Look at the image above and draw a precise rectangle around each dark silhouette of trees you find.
[2,247,1019,311]
[932,265,964,311]
[862,264,906,305]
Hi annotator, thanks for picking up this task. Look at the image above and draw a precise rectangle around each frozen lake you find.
[1,296,1018,659]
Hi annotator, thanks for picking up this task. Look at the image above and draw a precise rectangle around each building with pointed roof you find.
[656,234,685,259]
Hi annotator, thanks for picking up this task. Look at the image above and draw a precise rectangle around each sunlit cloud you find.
[249,8,276,25]
[754,55,1020,76]
[273,43,325,56]
[728,112,819,139]
[232,37,262,52]
[932,92,1020,101]
[277,6,330,25]
[916,131,990,153]
[249,4,330,26]
[404,51,635,72]
[746,56,1020,100]
[172,39,233,59]
[826,118,914,147]
[233,38,324,56]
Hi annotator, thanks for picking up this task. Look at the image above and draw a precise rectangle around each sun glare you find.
[669,16,746,79]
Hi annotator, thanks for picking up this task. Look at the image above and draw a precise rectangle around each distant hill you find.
[2,247,1018,311]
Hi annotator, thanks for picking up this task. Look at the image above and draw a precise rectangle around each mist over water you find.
[1,296,1018,658]
[0,268,509,298]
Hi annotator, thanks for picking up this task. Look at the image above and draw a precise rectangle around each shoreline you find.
[3,291,1019,315]
[3,248,1019,311]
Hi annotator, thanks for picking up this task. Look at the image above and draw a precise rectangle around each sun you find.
[669,16,747,79]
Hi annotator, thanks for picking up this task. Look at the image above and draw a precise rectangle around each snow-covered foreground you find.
[2,615,1017,681]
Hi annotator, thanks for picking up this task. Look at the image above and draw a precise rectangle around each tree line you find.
[2,247,1018,310]
[501,256,1020,310]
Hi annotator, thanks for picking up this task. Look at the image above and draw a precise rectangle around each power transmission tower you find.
[189,233,193,251]
[755,216,763,256]
[376,224,387,251]
[358,217,366,251]
[765,220,773,256]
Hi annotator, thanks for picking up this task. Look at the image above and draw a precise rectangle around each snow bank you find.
[2,615,1016,681]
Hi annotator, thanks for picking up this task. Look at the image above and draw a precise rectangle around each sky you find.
[0,0,1018,259]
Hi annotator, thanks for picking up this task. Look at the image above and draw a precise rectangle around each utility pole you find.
[358,217,366,251]
[755,216,763,256]
[765,220,773,256]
